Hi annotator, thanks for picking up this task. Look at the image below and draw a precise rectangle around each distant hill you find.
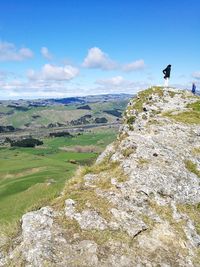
[0,93,133,107]
[52,97,85,105]
[0,94,132,139]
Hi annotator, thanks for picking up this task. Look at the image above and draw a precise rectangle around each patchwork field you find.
[0,129,117,229]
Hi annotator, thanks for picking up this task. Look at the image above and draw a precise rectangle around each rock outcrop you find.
[1,87,200,266]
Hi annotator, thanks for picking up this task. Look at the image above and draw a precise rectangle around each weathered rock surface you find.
[1,87,200,266]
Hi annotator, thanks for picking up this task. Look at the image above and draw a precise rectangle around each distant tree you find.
[103,109,122,117]
[94,117,108,123]
[8,137,43,147]
[77,105,91,110]
[49,131,73,137]
[0,125,15,133]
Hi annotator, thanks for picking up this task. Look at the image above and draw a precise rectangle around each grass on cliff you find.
[177,204,200,235]
[149,201,188,242]
[185,160,200,178]
[53,151,128,219]
[177,203,200,265]
[53,155,131,249]
[164,100,200,124]
[192,147,200,155]
[130,86,164,113]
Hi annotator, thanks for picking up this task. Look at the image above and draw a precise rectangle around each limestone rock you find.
[65,199,107,230]
[1,87,200,267]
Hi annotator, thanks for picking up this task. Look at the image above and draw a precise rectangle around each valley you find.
[0,94,130,232]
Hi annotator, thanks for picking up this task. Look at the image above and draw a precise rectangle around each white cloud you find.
[0,78,93,100]
[82,47,146,73]
[192,71,200,80]
[0,74,151,100]
[41,46,52,60]
[83,47,117,70]
[122,59,145,72]
[96,76,130,87]
[27,64,79,81]
[0,41,33,61]
[1,79,24,90]
[96,75,151,94]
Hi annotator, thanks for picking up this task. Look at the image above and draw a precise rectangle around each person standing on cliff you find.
[163,64,171,87]
[192,83,196,94]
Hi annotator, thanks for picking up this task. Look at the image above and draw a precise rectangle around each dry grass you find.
[53,158,119,216]
[164,110,200,124]
[58,214,132,249]
[67,188,113,220]
[122,147,136,157]
[192,147,200,156]
[0,220,22,253]
[52,153,129,241]
[194,249,200,266]
[164,98,200,125]
[52,166,86,210]
[118,131,129,141]
[82,158,119,176]
[137,158,150,166]
[80,229,132,247]
[113,167,129,183]
[59,145,101,153]
[149,201,187,241]
[177,204,200,235]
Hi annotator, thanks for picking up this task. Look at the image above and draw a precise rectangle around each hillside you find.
[1,87,200,266]
[0,94,130,146]
[0,94,130,129]
[0,129,117,230]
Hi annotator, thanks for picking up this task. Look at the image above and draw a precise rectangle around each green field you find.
[0,129,117,228]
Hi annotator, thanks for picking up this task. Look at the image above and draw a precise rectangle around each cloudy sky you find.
[0,0,200,100]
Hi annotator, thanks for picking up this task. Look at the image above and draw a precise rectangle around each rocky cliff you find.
[1,87,200,267]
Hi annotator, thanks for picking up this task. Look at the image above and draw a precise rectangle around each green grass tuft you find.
[122,147,136,157]
[126,116,136,125]
[185,160,200,177]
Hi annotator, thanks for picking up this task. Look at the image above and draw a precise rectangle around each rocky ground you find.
[1,87,200,266]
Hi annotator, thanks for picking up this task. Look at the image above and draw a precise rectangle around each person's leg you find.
[164,78,169,87]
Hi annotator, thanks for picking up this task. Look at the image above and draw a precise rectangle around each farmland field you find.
[0,129,117,229]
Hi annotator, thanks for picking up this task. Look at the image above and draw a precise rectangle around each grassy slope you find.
[5,107,89,128]
[164,100,200,124]
[0,100,128,128]
[0,130,117,226]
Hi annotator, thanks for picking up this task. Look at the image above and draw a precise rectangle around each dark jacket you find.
[192,83,196,94]
[163,65,171,79]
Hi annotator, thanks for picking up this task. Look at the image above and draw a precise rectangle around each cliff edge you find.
[1,87,200,267]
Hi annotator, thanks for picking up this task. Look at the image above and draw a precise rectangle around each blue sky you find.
[0,0,200,99]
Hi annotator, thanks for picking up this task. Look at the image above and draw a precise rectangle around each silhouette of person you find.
[163,64,171,87]
[192,83,196,94]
